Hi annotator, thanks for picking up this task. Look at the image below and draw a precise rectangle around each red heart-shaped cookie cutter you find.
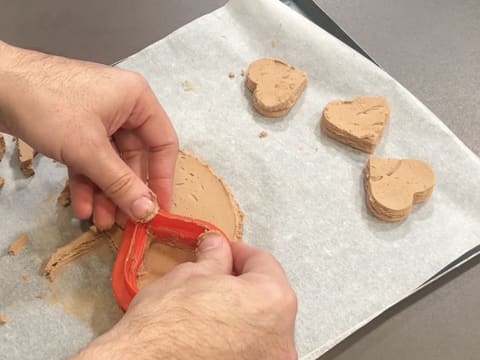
[112,210,226,311]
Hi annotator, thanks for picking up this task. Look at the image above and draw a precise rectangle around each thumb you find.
[195,232,233,275]
[78,140,157,222]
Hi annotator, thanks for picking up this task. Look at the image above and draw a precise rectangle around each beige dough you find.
[8,233,28,256]
[44,226,122,281]
[321,96,389,153]
[246,58,307,117]
[364,156,435,222]
[46,150,243,290]
[0,133,5,161]
[57,180,71,207]
[15,138,36,177]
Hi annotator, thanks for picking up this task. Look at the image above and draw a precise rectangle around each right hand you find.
[75,232,298,359]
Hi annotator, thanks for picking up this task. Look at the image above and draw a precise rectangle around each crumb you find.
[228,71,235,79]
[0,133,5,161]
[240,69,245,77]
[57,180,71,207]
[0,176,4,189]
[22,273,29,281]
[182,80,193,92]
[35,294,44,299]
[272,39,277,47]
[258,131,268,138]
[8,233,28,256]
[0,314,6,325]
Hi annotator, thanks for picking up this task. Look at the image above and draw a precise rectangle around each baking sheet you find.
[1,0,480,359]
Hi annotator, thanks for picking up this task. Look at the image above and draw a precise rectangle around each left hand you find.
[0,41,178,229]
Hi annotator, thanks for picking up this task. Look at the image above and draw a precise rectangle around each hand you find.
[0,41,178,229]
[75,233,298,360]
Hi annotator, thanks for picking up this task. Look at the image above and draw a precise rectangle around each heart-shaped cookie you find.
[364,156,435,222]
[321,96,389,153]
[246,58,307,117]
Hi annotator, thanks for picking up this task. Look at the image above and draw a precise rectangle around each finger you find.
[115,209,128,228]
[195,232,233,275]
[75,136,158,222]
[134,232,233,307]
[68,168,94,219]
[113,129,147,181]
[231,242,289,283]
[124,87,178,210]
[93,191,116,230]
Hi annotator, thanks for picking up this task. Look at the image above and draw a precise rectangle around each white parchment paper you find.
[1,0,480,359]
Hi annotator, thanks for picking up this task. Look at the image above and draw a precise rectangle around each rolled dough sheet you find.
[45,150,243,290]
[136,150,243,289]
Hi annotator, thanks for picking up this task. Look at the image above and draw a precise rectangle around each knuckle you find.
[119,148,142,163]
[283,287,298,312]
[261,251,278,265]
[173,261,197,277]
[103,171,136,199]
[124,71,148,90]
[171,133,180,150]
[265,281,297,312]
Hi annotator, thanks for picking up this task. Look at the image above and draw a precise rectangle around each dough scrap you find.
[321,96,389,153]
[15,138,36,177]
[57,180,71,207]
[246,58,307,117]
[0,133,5,161]
[259,131,268,138]
[8,233,28,256]
[44,226,122,281]
[0,176,4,189]
[0,314,6,325]
[364,156,435,222]
[182,80,193,92]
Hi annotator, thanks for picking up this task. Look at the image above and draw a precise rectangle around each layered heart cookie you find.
[364,156,435,222]
[246,58,307,117]
[321,96,390,153]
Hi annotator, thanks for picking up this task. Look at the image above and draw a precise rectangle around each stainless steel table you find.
[1,1,479,359]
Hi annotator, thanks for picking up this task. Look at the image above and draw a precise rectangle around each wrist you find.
[73,318,171,360]
[0,42,49,135]
[72,326,131,360]
[0,41,22,133]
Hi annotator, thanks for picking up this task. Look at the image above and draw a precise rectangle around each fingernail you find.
[131,196,156,221]
[197,232,223,252]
